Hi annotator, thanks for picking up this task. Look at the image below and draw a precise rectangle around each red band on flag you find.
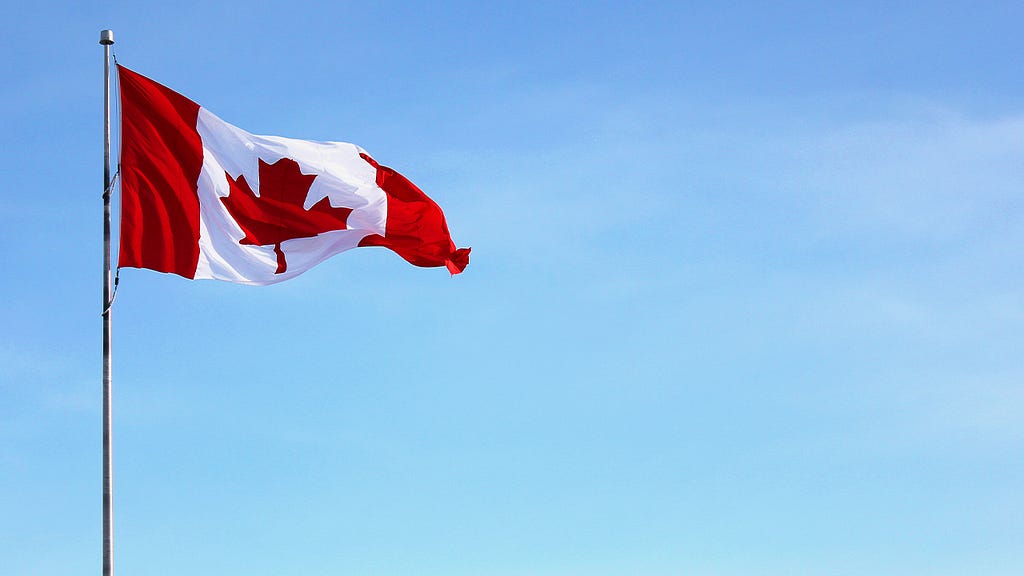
[118,65,203,278]
[357,153,471,274]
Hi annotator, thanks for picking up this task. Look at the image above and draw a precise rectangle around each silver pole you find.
[99,28,115,576]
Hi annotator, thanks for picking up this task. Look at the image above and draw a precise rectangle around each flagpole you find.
[100,28,115,576]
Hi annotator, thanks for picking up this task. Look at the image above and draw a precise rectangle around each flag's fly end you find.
[447,248,471,275]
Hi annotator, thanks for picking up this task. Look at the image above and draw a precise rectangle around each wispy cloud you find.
[788,110,1024,240]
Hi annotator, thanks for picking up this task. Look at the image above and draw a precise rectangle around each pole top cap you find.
[100,30,114,45]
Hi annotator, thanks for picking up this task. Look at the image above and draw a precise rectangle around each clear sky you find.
[2,1,1022,575]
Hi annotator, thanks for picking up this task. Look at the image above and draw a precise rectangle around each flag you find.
[117,65,470,285]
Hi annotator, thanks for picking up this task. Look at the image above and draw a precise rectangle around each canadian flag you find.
[117,65,469,285]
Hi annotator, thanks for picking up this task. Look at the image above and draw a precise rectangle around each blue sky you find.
[3,1,1023,575]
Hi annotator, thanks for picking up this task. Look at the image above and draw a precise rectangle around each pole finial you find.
[100,29,114,45]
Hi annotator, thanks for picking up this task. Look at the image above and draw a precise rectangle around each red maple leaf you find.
[220,158,353,274]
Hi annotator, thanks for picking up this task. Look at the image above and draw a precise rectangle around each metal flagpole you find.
[100,28,115,576]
